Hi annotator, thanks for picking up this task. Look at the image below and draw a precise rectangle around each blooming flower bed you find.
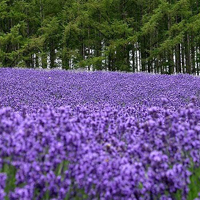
[0,68,200,199]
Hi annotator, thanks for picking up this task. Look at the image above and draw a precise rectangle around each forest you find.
[0,0,200,74]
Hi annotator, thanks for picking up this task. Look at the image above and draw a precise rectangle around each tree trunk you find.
[132,48,135,72]
[191,34,195,74]
[50,40,56,68]
[181,43,185,73]
[175,44,181,73]
[36,53,39,68]
[42,51,47,68]
[185,34,191,74]
[141,37,146,71]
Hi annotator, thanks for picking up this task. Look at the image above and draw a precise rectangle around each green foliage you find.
[0,0,200,73]
[187,165,200,200]
[1,162,17,199]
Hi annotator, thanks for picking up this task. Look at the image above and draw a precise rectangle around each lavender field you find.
[1,68,200,200]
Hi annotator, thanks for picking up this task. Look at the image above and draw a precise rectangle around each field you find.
[1,68,200,200]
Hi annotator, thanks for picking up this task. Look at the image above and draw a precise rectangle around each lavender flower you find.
[0,68,200,199]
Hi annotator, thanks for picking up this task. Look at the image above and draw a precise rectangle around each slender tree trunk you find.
[168,50,174,74]
[62,46,69,70]
[108,53,111,71]
[42,51,47,68]
[136,44,139,72]
[139,43,141,72]
[31,54,34,68]
[191,34,195,74]
[36,53,39,68]
[50,40,56,68]
[175,44,181,73]
[141,37,146,71]
[155,57,159,73]
[185,34,191,74]
[132,48,135,72]
[181,43,185,73]
[197,46,199,75]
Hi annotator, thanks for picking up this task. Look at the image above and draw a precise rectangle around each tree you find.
[0,0,200,74]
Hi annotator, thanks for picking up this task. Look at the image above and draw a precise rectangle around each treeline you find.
[0,0,200,74]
